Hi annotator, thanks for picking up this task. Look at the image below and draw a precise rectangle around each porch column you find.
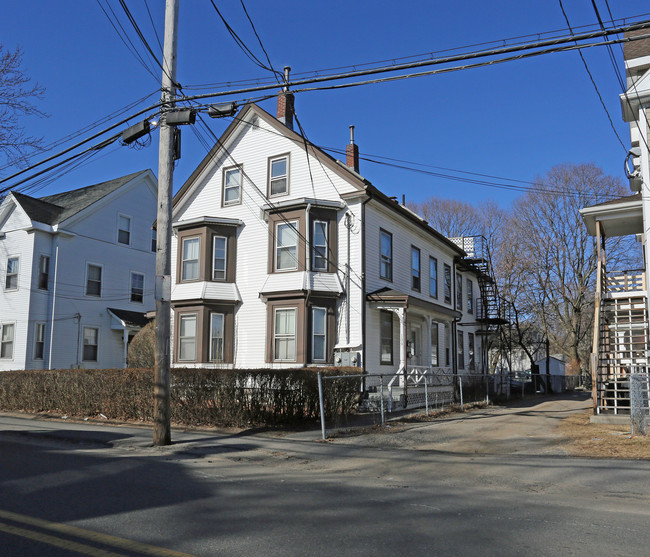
[397,308,407,383]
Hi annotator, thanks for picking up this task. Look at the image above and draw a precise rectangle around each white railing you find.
[606,269,645,293]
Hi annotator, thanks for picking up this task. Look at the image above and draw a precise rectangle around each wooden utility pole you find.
[154,0,179,446]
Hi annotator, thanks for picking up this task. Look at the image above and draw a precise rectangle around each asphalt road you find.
[0,397,649,556]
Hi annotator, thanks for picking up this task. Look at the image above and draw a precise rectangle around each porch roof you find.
[366,287,461,319]
[580,193,642,237]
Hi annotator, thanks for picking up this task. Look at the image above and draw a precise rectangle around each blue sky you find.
[2,0,649,207]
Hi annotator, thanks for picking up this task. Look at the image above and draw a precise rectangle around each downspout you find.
[361,193,371,372]
[305,203,312,272]
[345,212,351,345]
[47,240,60,370]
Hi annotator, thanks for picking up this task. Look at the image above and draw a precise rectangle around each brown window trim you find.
[176,224,237,284]
[267,153,290,198]
[173,302,236,364]
[264,293,336,364]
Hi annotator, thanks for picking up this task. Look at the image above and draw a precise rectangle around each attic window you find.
[269,155,289,197]
[118,214,132,245]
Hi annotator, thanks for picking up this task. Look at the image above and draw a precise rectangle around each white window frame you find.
[5,256,19,291]
[1,323,15,359]
[311,307,327,362]
[411,246,421,292]
[444,264,452,304]
[274,308,297,362]
[430,321,439,366]
[468,332,475,371]
[178,314,198,362]
[82,326,99,362]
[223,166,242,206]
[85,263,103,297]
[34,322,46,360]
[210,312,225,363]
[312,220,328,271]
[457,330,465,370]
[269,155,289,197]
[151,229,157,252]
[38,254,50,290]
[467,279,474,314]
[212,236,227,281]
[130,272,145,303]
[117,213,132,246]
[380,230,392,281]
[456,273,463,310]
[181,237,200,281]
[275,221,299,272]
[429,256,438,299]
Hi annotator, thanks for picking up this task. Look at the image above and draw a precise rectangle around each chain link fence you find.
[317,370,589,439]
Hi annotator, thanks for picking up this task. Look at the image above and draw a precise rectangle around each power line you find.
[557,0,627,151]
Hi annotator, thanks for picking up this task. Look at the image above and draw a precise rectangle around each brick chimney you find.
[346,125,359,173]
[624,29,650,61]
[277,66,294,130]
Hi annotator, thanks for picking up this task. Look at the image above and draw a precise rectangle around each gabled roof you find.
[38,170,149,224]
[10,192,64,225]
[172,103,368,216]
[172,102,465,256]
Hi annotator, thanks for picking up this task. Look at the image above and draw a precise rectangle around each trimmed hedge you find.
[0,367,361,427]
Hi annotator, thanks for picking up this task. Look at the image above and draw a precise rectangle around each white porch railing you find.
[606,269,646,294]
[386,365,455,411]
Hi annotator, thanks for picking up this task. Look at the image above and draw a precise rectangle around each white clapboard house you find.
[0,170,157,370]
[169,93,498,387]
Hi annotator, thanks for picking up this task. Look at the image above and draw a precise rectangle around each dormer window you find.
[223,166,242,206]
[117,214,132,245]
[269,155,289,197]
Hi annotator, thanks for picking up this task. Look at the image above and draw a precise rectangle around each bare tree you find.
[502,163,640,374]
[0,44,45,168]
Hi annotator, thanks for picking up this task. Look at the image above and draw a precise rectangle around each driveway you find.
[330,392,592,455]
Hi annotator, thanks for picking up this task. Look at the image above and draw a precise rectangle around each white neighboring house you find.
[169,95,498,383]
[580,30,650,413]
[0,170,157,371]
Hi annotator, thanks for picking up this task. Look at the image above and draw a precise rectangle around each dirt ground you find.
[329,392,650,459]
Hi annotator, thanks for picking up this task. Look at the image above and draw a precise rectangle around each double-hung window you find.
[34,323,45,360]
[223,167,242,206]
[312,221,328,271]
[130,272,144,303]
[467,279,474,314]
[5,257,18,290]
[276,221,298,271]
[468,333,475,371]
[151,229,157,252]
[117,214,131,245]
[457,330,465,370]
[411,246,421,291]
[38,255,50,290]
[380,311,393,365]
[456,274,463,311]
[312,307,327,362]
[181,237,200,281]
[380,230,392,281]
[83,327,98,361]
[444,264,452,304]
[210,313,225,363]
[212,236,227,280]
[178,314,197,361]
[429,257,438,298]
[274,308,296,361]
[430,322,439,366]
[86,264,102,297]
[269,156,288,197]
[1,324,14,359]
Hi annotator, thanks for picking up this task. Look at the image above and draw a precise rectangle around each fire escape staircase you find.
[593,264,648,414]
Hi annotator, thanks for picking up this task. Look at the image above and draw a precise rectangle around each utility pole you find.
[154,0,179,446]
